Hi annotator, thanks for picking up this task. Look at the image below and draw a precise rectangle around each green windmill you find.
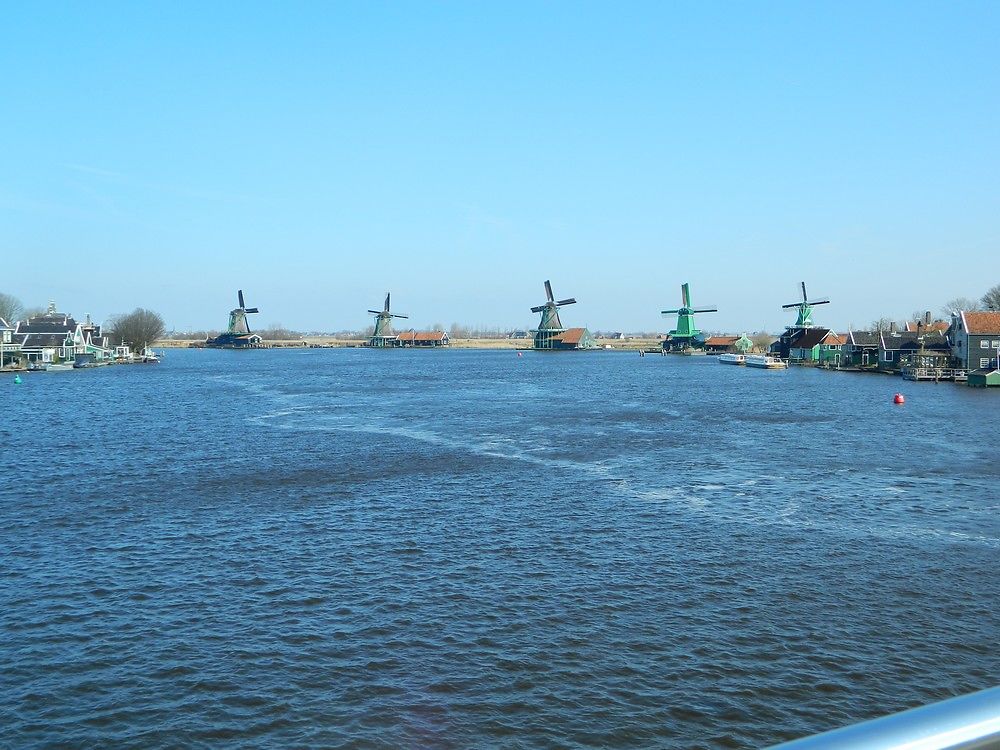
[368,292,408,347]
[736,333,754,353]
[782,281,830,327]
[661,283,717,350]
[530,280,577,349]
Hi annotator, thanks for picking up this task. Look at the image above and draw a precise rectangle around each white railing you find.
[768,685,1000,749]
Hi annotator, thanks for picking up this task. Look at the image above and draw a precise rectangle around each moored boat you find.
[718,353,745,365]
[745,354,788,369]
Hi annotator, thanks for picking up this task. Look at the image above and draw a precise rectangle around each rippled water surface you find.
[2,349,999,749]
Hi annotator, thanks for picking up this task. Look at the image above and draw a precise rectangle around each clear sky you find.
[2,1,998,333]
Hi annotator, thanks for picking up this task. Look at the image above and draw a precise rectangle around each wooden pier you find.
[900,367,968,382]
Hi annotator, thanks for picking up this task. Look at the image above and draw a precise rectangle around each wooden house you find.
[786,327,832,363]
[704,336,740,354]
[878,330,949,372]
[396,331,450,347]
[948,311,1000,371]
[0,317,22,368]
[841,330,880,368]
[13,304,111,365]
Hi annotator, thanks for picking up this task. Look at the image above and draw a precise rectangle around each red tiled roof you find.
[824,333,847,345]
[554,327,586,345]
[962,311,1000,335]
[905,321,949,332]
[705,336,739,345]
[397,330,447,342]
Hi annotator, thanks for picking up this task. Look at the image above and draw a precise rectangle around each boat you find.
[45,362,75,372]
[718,353,745,365]
[140,348,161,363]
[745,354,788,369]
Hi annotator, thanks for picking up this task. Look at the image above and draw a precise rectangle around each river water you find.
[2,348,998,749]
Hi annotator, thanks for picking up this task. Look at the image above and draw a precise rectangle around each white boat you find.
[718,353,745,365]
[745,354,788,369]
[45,362,75,372]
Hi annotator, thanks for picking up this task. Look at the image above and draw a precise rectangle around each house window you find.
[993,341,1000,348]
[982,358,991,368]
[981,340,990,349]
[883,351,893,361]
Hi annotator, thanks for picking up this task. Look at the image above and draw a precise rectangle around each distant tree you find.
[109,308,166,351]
[941,297,981,317]
[258,323,301,341]
[430,322,445,332]
[0,292,24,322]
[21,306,46,319]
[982,284,1000,311]
[750,333,775,352]
[869,317,897,332]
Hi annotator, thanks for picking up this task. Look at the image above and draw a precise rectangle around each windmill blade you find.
[807,298,831,306]
[692,306,718,313]
[384,292,391,312]
[367,310,382,315]
[661,308,681,315]
[781,302,803,309]
[681,283,691,308]
[238,289,246,309]
[544,280,554,302]
[800,281,808,302]
[555,298,576,306]
[530,305,547,313]
[392,314,409,319]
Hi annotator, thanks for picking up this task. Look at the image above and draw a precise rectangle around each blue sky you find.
[2,1,998,332]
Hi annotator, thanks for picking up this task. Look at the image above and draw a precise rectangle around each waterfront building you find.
[0,317,22,368]
[396,330,449,347]
[879,330,950,372]
[13,303,111,365]
[785,327,832,363]
[704,336,740,354]
[947,311,1000,371]
[841,330,880,368]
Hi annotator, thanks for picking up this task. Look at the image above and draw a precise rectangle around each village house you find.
[704,335,740,354]
[13,303,112,365]
[841,331,880,368]
[396,330,450,347]
[948,311,1000,371]
[878,330,950,372]
[785,327,832,363]
[0,317,22,368]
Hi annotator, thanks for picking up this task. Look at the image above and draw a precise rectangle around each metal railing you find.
[769,686,1000,749]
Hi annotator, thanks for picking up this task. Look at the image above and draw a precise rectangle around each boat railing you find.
[767,685,1000,749]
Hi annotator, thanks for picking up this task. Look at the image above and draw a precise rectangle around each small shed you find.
[968,368,1000,388]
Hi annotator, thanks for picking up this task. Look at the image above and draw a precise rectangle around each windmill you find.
[368,292,408,347]
[782,281,829,328]
[661,282,717,350]
[227,289,259,335]
[530,280,579,349]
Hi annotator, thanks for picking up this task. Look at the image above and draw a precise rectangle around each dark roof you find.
[881,331,948,351]
[790,328,832,349]
[21,332,72,349]
[848,331,880,346]
[16,313,79,334]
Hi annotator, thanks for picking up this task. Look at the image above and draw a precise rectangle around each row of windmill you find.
[203,281,828,350]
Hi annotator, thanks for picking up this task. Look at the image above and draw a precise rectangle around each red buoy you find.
[893,393,905,404]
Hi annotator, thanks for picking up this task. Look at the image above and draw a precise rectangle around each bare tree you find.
[869,317,896,332]
[109,308,166,351]
[941,297,981,317]
[750,333,775,352]
[981,284,1000,311]
[0,292,24,322]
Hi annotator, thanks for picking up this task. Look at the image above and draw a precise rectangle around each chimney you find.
[889,321,897,333]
